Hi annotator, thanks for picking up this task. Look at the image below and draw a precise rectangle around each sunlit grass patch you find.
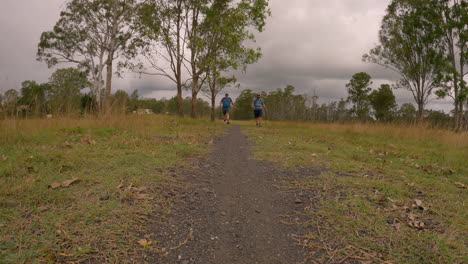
[0,115,225,263]
[243,121,467,263]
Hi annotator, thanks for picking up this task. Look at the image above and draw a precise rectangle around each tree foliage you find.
[431,0,468,130]
[363,0,446,121]
[369,84,397,121]
[37,0,139,112]
[346,72,372,120]
[48,68,90,115]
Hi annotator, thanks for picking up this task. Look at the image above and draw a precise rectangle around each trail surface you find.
[152,125,312,263]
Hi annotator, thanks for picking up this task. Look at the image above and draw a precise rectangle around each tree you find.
[186,0,269,118]
[135,0,186,117]
[346,72,372,121]
[233,89,256,120]
[363,0,446,122]
[111,90,130,114]
[369,84,397,122]
[397,103,417,123]
[202,75,237,121]
[18,81,49,116]
[37,0,139,113]
[48,68,89,115]
[432,0,467,130]
[3,89,19,117]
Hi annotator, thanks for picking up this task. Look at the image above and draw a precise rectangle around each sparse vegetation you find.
[0,115,225,263]
[243,121,467,263]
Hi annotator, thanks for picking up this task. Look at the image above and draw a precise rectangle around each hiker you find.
[220,93,235,124]
[252,94,266,126]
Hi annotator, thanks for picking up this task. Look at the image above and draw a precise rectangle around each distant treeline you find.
[0,74,463,129]
[231,85,463,129]
[0,68,211,118]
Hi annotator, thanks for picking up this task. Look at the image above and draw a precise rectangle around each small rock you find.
[294,198,303,204]
[201,187,212,193]
[21,211,33,218]
[220,211,227,216]
[100,195,110,201]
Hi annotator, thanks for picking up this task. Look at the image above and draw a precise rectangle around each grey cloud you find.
[0,0,453,112]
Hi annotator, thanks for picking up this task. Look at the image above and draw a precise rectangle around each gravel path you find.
[151,125,312,263]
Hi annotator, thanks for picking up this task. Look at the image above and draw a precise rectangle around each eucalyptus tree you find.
[369,84,397,122]
[37,0,140,113]
[346,72,373,121]
[135,0,187,116]
[199,0,264,121]
[431,0,467,130]
[363,0,446,121]
[18,81,49,116]
[3,89,19,117]
[202,74,237,121]
[47,68,90,115]
[186,0,269,118]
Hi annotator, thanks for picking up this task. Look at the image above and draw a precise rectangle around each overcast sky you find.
[0,0,453,111]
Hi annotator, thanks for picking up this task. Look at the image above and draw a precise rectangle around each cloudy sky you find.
[0,0,453,111]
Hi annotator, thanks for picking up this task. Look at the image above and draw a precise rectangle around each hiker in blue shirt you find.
[220,93,235,124]
[252,94,266,127]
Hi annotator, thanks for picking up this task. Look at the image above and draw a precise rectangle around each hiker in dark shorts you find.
[220,93,235,124]
[252,94,266,127]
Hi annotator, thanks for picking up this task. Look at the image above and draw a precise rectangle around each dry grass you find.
[243,121,467,263]
[0,115,225,263]
[269,121,468,147]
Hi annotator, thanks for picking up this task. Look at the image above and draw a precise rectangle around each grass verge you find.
[243,121,467,263]
[0,115,225,263]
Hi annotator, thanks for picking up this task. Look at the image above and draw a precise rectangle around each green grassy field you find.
[243,121,467,263]
[0,116,225,263]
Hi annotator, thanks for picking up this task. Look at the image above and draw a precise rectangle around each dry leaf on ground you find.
[49,182,62,189]
[137,239,152,247]
[48,178,81,189]
[62,178,81,187]
[453,182,465,189]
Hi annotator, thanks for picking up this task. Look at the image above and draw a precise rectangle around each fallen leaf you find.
[1,155,7,161]
[137,193,153,200]
[25,175,36,183]
[137,239,152,247]
[61,141,73,148]
[49,182,62,189]
[38,206,50,212]
[454,182,465,189]
[414,199,423,207]
[61,178,81,188]
[311,153,318,157]
[394,222,402,232]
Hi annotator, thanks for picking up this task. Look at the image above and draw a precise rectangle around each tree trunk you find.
[191,75,198,119]
[211,94,215,122]
[417,103,424,123]
[104,13,118,116]
[177,81,183,117]
[104,58,114,115]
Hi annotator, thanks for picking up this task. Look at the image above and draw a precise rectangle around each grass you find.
[0,115,225,263]
[242,121,467,264]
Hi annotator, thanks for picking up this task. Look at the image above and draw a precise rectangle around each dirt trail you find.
[152,125,311,263]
